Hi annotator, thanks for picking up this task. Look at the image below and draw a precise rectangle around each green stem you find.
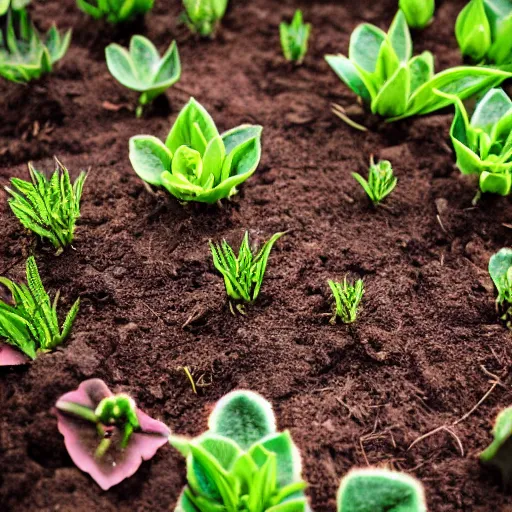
[56,401,98,423]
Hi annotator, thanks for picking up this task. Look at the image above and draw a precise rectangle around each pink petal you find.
[0,343,29,366]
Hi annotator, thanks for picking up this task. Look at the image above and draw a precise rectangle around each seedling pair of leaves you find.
[77,0,154,24]
[6,160,87,254]
[170,390,309,512]
[328,278,364,324]
[181,0,228,37]
[280,10,311,65]
[0,8,71,82]
[129,98,263,203]
[325,10,512,120]
[352,157,397,205]
[399,0,434,29]
[456,0,512,64]
[106,35,181,117]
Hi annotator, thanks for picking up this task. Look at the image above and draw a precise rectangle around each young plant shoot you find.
[181,0,228,37]
[0,9,71,82]
[280,10,311,65]
[169,390,309,512]
[76,0,154,23]
[439,88,512,198]
[337,468,427,512]
[106,36,181,117]
[56,379,170,490]
[352,157,397,205]
[480,406,512,486]
[0,0,30,15]
[129,98,263,203]
[325,10,512,121]
[488,248,512,328]
[399,0,434,29]
[328,277,364,324]
[456,0,512,64]
[209,231,285,314]
[6,160,87,254]
[0,256,79,364]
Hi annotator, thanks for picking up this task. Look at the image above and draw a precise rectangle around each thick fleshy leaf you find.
[105,44,143,90]
[348,23,386,73]
[371,65,410,117]
[129,135,172,186]
[471,88,512,133]
[489,248,512,293]
[153,40,181,85]
[480,171,512,195]
[399,0,435,29]
[409,51,434,93]
[129,35,160,80]
[488,14,512,64]
[221,125,262,156]
[325,54,371,104]
[455,0,492,62]
[0,342,29,366]
[220,134,261,182]
[201,135,225,186]
[172,145,204,182]
[387,10,412,63]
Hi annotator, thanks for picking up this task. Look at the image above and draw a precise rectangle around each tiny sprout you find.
[455,0,492,62]
[399,0,435,29]
[352,157,397,205]
[181,0,228,37]
[328,277,364,324]
[280,10,311,65]
[488,248,512,328]
[76,0,154,24]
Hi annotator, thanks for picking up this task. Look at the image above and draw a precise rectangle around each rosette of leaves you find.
[0,0,31,15]
[328,278,364,324]
[456,0,512,64]
[280,10,311,65]
[76,0,154,23]
[352,157,397,205]
[337,468,427,512]
[181,0,228,37]
[129,97,263,203]
[106,36,181,117]
[0,256,79,364]
[170,390,309,512]
[399,0,434,29]
[56,379,170,490]
[0,9,71,82]
[325,10,512,121]
[439,88,512,197]
[488,248,512,328]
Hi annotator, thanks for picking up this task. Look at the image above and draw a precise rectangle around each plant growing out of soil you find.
[129,97,263,203]
[76,0,154,23]
[328,277,364,324]
[399,0,434,29]
[337,468,426,511]
[6,159,87,255]
[438,88,512,198]
[209,231,285,314]
[352,157,397,205]
[169,389,309,512]
[181,0,228,37]
[0,0,30,15]
[0,9,71,82]
[480,405,512,486]
[56,379,170,490]
[325,10,512,121]
[279,10,311,65]
[488,248,512,328]
[456,0,512,64]
[0,256,80,363]
[106,36,181,118]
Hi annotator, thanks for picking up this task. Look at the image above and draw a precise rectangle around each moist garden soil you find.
[1,0,512,510]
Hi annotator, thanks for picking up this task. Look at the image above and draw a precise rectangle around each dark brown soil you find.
[1,1,512,510]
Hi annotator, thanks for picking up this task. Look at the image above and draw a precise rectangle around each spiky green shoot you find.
[0,256,80,360]
[352,157,397,205]
[76,0,154,24]
[181,0,228,37]
[279,10,311,65]
[209,231,285,313]
[328,277,364,324]
[6,159,87,255]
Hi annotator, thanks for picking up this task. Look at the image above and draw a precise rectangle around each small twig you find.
[180,366,197,394]
[436,214,447,233]
[331,103,368,132]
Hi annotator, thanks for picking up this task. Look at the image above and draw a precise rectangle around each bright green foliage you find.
[76,0,154,23]
[337,468,426,512]
[328,278,364,324]
[0,256,80,360]
[106,36,181,118]
[0,9,71,82]
[325,10,512,121]
[6,160,87,254]
[170,390,309,512]
[279,10,311,64]
[129,98,263,203]
[0,0,31,15]
[440,88,512,196]
[480,406,512,486]
[488,248,512,327]
[399,0,434,29]
[209,231,285,311]
[181,0,228,37]
[456,0,512,64]
[352,158,397,204]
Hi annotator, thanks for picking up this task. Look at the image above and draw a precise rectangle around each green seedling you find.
[489,248,512,328]
[0,9,71,82]
[280,10,311,64]
[0,256,80,360]
[210,231,285,314]
[325,10,512,121]
[6,159,87,255]
[170,390,309,512]
[328,277,364,324]
[399,0,435,29]
[181,0,228,37]
[456,0,512,64]
[76,0,154,23]
[352,157,397,204]
[0,0,30,15]
[129,97,263,203]
[106,36,181,118]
